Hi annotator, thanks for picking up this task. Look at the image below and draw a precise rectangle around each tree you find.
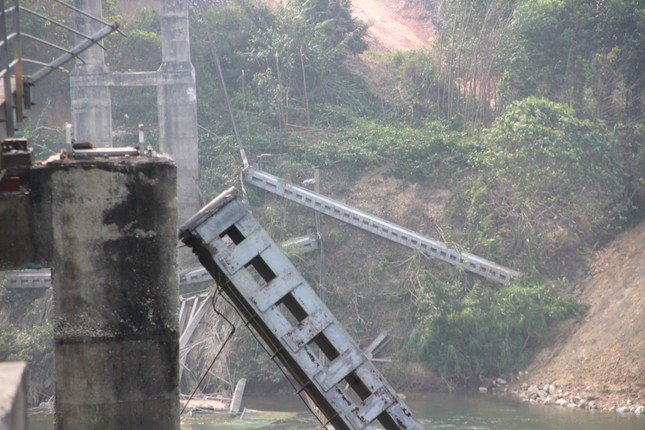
[462,97,627,270]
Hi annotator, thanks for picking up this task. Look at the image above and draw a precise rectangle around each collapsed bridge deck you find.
[179,188,423,430]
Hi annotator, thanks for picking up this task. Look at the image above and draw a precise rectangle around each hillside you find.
[267,0,435,50]
[513,221,645,411]
[350,0,435,51]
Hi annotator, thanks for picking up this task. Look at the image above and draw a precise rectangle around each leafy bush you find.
[0,323,53,362]
[456,97,628,271]
[406,272,587,386]
[296,119,473,180]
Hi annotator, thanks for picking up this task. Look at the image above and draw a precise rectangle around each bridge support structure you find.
[1,143,180,429]
[43,153,179,429]
[70,0,200,223]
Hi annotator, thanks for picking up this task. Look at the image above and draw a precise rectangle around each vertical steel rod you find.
[12,0,23,122]
[0,0,14,135]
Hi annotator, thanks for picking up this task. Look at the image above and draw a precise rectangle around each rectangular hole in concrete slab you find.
[344,371,370,404]
[245,256,276,286]
[278,302,300,327]
[375,410,397,429]
[278,296,340,360]
[220,224,245,245]
[310,332,339,362]
[277,293,308,323]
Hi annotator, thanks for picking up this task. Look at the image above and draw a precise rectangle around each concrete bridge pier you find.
[70,0,113,147]
[158,0,201,223]
[36,154,179,429]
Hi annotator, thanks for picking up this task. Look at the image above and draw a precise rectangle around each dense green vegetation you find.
[5,0,642,392]
[406,273,587,386]
[457,97,628,272]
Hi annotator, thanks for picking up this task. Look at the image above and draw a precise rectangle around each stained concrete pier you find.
[33,153,179,429]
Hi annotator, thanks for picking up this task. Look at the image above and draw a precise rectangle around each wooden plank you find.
[384,402,421,430]
[179,296,210,349]
[194,199,247,243]
[364,331,390,360]
[354,386,397,425]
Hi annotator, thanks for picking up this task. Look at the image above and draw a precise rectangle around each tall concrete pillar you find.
[37,154,179,429]
[70,0,113,146]
[158,0,201,223]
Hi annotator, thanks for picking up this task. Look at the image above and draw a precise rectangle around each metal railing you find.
[0,0,120,136]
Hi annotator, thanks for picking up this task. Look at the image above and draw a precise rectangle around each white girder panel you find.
[179,188,424,430]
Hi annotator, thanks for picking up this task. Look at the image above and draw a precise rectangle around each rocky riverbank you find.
[482,222,644,417]
[511,380,644,415]
[479,376,645,416]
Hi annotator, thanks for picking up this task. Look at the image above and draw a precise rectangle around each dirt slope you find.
[271,0,435,51]
[350,0,435,51]
[515,221,645,411]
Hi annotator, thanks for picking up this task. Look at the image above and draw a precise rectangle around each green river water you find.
[30,392,645,429]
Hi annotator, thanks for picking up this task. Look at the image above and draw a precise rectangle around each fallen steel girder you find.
[179,188,423,430]
[244,167,520,285]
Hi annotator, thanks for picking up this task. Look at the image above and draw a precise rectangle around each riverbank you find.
[499,221,645,416]
[507,380,644,415]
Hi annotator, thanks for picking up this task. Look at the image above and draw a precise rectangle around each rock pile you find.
[508,382,645,415]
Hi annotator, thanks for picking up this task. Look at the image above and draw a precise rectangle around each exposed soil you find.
[350,0,435,51]
[511,221,645,412]
[271,0,435,51]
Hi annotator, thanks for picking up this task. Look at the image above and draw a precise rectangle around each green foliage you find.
[366,51,463,121]
[107,28,161,71]
[406,271,587,385]
[0,323,53,362]
[296,119,473,180]
[499,0,643,120]
[289,0,368,54]
[431,0,643,124]
[457,97,628,270]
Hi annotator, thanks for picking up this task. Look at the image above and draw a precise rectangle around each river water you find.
[182,392,644,430]
[30,392,644,429]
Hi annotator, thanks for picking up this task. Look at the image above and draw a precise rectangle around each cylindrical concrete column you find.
[157,64,200,224]
[43,154,179,429]
[70,72,113,147]
[158,0,201,223]
[70,0,113,147]
[73,0,106,65]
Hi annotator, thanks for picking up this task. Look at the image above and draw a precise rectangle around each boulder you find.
[555,398,568,407]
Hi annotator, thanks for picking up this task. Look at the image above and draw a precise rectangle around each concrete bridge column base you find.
[37,154,179,429]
